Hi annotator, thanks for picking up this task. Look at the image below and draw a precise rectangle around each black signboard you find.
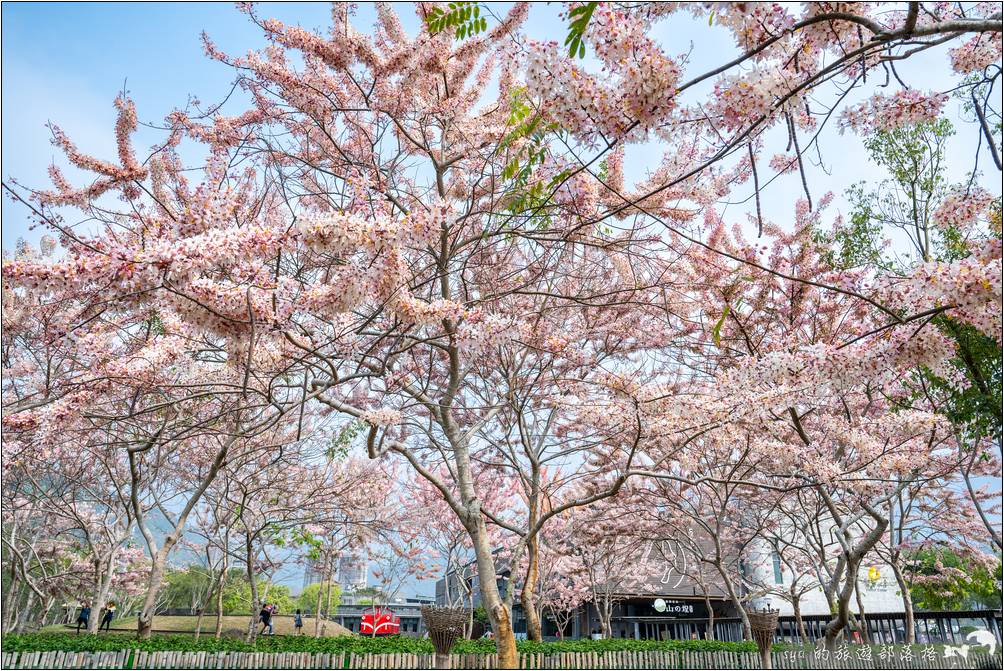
[628,598,711,619]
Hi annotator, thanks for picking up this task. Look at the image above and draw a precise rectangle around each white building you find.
[337,554,369,591]
[743,537,906,617]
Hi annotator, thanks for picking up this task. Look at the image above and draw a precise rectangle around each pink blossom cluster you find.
[932,186,996,233]
[456,313,530,355]
[525,5,680,141]
[838,90,949,134]
[710,68,802,133]
[884,240,1004,342]
[949,33,1003,74]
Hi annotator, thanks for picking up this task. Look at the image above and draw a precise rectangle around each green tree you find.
[350,586,387,606]
[816,119,1002,553]
[160,566,213,613]
[821,119,957,268]
[908,548,1003,610]
[220,571,295,615]
[297,581,341,616]
[835,122,1003,435]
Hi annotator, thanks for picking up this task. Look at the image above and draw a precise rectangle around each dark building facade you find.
[435,540,743,640]
[433,541,1003,645]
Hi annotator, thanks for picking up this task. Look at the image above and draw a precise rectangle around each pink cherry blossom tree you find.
[3,3,1000,662]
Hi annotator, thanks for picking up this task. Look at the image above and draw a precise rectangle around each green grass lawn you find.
[44,614,351,637]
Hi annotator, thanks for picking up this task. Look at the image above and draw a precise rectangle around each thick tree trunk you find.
[823,558,858,650]
[759,642,772,669]
[718,566,751,640]
[821,498,888,651]
[826,554,883,650]
[599,600,613,639]
[88,555,115,635]
[470,517,517,668]
[137,554,168,639]
[521,533,542,642]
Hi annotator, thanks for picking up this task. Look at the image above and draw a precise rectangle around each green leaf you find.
[563,1,597,59]
[711,304,730,347]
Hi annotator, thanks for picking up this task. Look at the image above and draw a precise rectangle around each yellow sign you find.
[867,566,881,582]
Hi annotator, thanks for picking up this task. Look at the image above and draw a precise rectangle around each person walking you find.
[99,602,116,632]
[75,603,91,634]
[267,603,277,635]
[259,603,272,636]
[294,609,303,635]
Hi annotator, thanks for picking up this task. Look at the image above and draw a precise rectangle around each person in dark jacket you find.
[259,604,272,635]
[99,602,116,632]
[294,609,304,635]
[76,603,91,633]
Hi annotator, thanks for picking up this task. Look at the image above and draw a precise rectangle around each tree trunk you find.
[40,596,56,628]
[2,574,20,633]
[823,559,855,650]
[130,428,232,640]
[314,577,325,637]
[88,555,115,634]
[194,608,205,640]
[822,502,888,651]
[599,599,613,639]
[704,593,715,640]
[718,565,751,640]
[890,563,915,644]
[137,554,168,639]
[520,533,542,642]
[15,590,37,633]
[464,583,474,639]
[853,578,870,644]
[470,517,517,668]
[214,571,226,640]
[793,598,807,644]
[325,578,335,637]
[245,538,260,643]
[759,642,772,670]
[198,565,224,641]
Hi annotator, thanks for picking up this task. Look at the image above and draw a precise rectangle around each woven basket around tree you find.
[745,607,779,669]
[420,606,470,657]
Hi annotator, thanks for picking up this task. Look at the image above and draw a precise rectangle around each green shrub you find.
[2,632,761,656]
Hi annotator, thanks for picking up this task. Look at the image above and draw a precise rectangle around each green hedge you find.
[2,633,761,655]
